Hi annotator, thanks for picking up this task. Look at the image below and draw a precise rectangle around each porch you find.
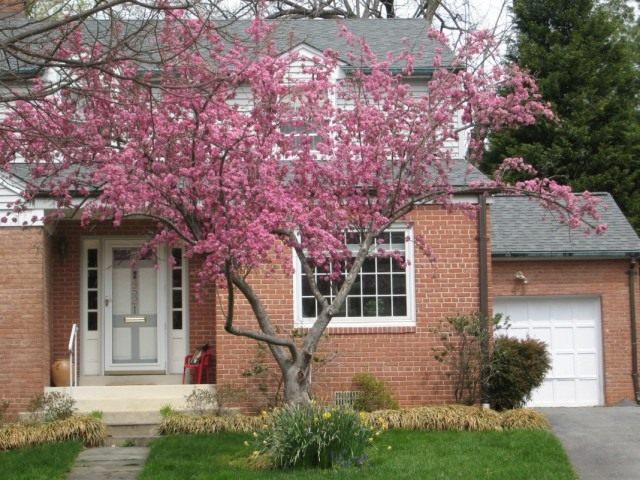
[48,220,217,389]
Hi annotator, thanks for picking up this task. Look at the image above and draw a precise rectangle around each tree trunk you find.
[282,362,312,405]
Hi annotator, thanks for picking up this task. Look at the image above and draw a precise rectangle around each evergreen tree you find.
[483,0,640,230]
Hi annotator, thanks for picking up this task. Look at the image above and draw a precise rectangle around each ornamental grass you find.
[500,408,550,430]
[0,415,106,450]
[159,412,268,435]
[159,405,550,436]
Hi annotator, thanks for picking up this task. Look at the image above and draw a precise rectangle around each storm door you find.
[103,240,167,372]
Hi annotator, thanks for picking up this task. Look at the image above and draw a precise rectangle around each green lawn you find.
[0,441,82,480]
[140,430,576,480]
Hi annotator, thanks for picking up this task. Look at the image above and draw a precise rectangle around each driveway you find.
[540,407,640,480]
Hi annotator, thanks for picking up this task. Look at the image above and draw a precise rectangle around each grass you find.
[0,440,82,480]
[140,430,576,480]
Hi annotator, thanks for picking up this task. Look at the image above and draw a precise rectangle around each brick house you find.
[1,17,639,417]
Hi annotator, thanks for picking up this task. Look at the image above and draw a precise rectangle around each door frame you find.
[102,238,169,373]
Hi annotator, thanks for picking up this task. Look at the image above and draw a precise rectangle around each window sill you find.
[294,323,416,335]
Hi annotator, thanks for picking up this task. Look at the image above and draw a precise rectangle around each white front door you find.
[103,240,168,372]
[494,296,603,407]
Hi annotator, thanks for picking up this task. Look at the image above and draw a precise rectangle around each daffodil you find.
[322,411,332,420]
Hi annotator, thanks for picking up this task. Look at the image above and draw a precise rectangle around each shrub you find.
[185,385,245,416]
[488,336,551,411]
[255,404,373,469]
[501,408,550,430]
[432,313,505,405]
[352,372,399,412]
[185,388,217,415]
[28,392,76,422]
[0,415,105,450]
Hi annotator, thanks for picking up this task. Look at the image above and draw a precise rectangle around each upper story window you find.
[294,226,415,328]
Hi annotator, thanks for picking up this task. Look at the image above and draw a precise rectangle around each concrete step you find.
[45,384,216,412]
[106,436,157,447]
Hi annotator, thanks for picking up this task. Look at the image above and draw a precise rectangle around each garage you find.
[493,296,603,407]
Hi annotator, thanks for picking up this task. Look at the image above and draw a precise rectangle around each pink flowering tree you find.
[0,16,602,403]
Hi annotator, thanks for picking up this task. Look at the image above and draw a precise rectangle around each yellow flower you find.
[243,441,250,447]
[368,437,374,443]
[387,445,392,450]
[252,450,260,457]
[322,412,332,420]
[260,410,268,417]
[252,432,258,437]
[359,412,367,420]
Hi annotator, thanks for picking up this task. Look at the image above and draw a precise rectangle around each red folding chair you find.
[182,349,212,384]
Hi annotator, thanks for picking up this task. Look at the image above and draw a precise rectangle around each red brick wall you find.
[0,228,49,418]
[0,1,24,13]
[493,259,639,405]
[187,256,216,382]
[215,205,485,410]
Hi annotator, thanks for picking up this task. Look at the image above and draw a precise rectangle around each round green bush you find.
[254,403,373,469]
[488,336,551,411]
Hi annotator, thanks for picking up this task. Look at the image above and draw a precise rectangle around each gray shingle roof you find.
[225,19,452,70]
[0,16,451,78]
[491,193,640,257]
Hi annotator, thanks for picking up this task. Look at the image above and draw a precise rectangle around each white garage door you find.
[493,296,603,407]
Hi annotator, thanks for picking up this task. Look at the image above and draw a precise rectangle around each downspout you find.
[628,257,639,403]
[478,193,490,406]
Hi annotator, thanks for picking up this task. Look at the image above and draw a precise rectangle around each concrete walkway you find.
[67,446,149,480]
[540,407,640,480]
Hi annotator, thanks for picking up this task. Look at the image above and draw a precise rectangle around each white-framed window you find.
[294,226,415,328]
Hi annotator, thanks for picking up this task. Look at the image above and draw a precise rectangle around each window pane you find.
[362,258,376,273]
[377,257,391,272]
[393,296,407,316]
[362,275,376,295]
[88,249,98,268]
[317,278,331,296]
[346,231,361,246]
[391,231,405,246]
[363,297,377,316]
[377,297,391,316]
[302,298,316,318]
[347,297,361,317]
[88,270,98,289]
[377,232,391,250]
[347,276,361,296]
[171,248,182,266]
[392,257,406,272]
[88,311,98,331]
[333,300,346,317]
[172,290,182,309]
[88,291,98,310]
[172,269,182,288]
[392,274,406,294]
[377,274,391,295]
[172,310,183,330]
[301,275,312,296]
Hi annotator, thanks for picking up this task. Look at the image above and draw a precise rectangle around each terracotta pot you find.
[51,359,70,387]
